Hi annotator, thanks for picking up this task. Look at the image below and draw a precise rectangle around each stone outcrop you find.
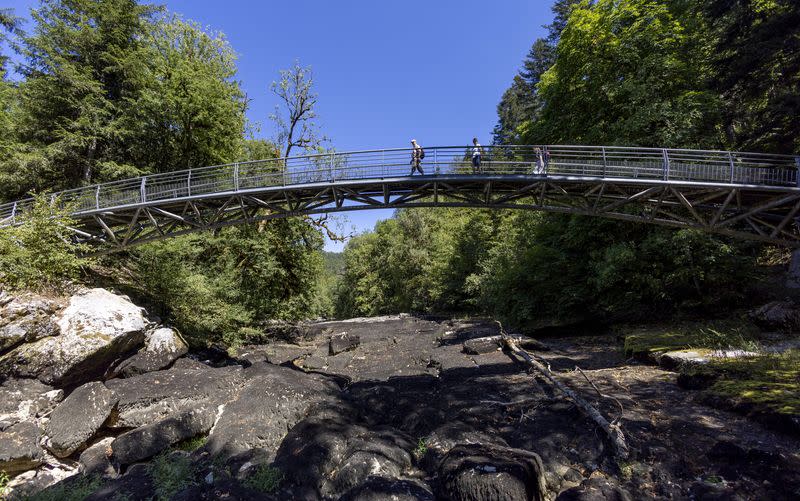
[45,382,116,458]
[0,289,150,387]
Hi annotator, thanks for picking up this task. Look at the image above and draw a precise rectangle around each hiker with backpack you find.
[410,139,425,175]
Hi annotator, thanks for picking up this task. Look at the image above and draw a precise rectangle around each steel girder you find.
[67,175,800,254]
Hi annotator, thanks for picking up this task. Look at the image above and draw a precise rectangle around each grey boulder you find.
[113,327,188,377]
[0,289,150,387]
[45,381,116,458]
[330,332,360,355]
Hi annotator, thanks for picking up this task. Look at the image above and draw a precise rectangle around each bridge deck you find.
[1,145,799,252]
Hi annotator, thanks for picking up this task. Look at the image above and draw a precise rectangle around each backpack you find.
[418,147,425,160]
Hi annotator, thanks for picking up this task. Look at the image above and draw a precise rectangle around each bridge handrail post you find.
[95,185,100,210]
[728,152,736,183]
[187,169,192,196]
[795,157,800,188]
[11,201,16,224]
[329,152,334,182]
[382,149,385,178]
[601,146,607,177]
[234,163,240,191]
[662,149,670,181]
[434,149,438,175]
[140,177,147,203]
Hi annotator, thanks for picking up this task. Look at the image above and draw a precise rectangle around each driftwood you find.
[497,323,629,460]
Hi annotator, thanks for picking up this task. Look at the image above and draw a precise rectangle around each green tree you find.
[11,0,157,195]
[129,15,246,172]
[528,0,720,148]
[705,0,800,154]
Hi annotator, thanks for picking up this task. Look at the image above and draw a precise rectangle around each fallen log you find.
[463,334,549,355]
[498,325,629,460]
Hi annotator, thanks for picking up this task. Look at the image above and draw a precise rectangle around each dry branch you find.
[497,322,630,459]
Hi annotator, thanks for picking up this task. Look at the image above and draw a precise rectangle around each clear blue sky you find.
[6,0,553,251]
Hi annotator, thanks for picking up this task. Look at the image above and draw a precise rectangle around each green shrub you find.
[0,470,8,500]
[0,193,87,292]
[173,435,207,452]
[244,464,284,493]
[25,475,102,501]
[150,452,195,501]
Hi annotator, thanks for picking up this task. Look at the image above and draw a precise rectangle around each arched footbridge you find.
[2,145,800,254]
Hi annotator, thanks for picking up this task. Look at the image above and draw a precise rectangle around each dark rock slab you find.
[749,300,800,332]
[85,463,156,501]
[45,381,116,457]
[556,478,633,501]
[0,421,43,474]
[105,364,244,428]
[437,443,547,501]
[206,362,338,459]
[330,333,360,355]
[79,437,116,477]
[111,405,215,465]
[0,379,61,430]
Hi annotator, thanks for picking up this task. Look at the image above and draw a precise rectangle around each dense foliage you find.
[335,0,792,328]
[0,0,326,347]
[0,194,87,291]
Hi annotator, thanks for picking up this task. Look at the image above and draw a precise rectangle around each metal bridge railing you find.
[1,145,798,226]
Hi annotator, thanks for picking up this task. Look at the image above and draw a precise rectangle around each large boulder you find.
[330,332,360,355]
[105,365,244,428]
[0,294,60,354]
[437,443,547,501]
[111,406,216,465]
[0,421,43,474]
[0,379,62,430]
[113,327,188,377]
[0,289,150,387]
[45,382,116,458]
[556,478,632,501]
[206,362,338,459]
[749,300,800,332]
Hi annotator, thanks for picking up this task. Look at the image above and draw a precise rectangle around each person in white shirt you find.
[471,137,483,173]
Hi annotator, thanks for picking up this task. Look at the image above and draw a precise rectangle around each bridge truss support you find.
[74,176,800,254]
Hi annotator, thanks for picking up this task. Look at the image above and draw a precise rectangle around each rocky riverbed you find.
[1,289,799,500]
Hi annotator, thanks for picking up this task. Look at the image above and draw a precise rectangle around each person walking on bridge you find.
[471,137,484,173]
[410,139,425,175]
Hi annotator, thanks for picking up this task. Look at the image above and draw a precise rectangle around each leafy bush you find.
[0,470,8,500]
[0,193,87,292]
[150,452,195,501]
[244,464,284,493]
